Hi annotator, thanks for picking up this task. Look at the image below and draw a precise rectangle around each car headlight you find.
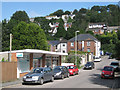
[32,76,39,80]
[102,72,104,74]
[70,70,73,73]
[56,72,61,75]
[23,76,26,79]
[89,66,91,67]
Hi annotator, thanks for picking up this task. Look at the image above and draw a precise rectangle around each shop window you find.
[18,59,30,73]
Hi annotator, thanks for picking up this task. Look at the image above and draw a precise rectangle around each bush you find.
[2,58,5,62]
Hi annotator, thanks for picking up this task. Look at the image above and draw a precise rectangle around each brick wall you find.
[67,40,96,55]
[84,41,95,54]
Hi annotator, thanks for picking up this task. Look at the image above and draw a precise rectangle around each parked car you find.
[22,67,54,85]
[94,57,101,62]
[53,66,69,79]
[101,66,115,79]
[83,62,95,69]
[67,65,79,75]
[110,62,119,72]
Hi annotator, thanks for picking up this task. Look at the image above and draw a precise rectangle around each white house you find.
[88,23,106,29]
[45,16,60,20]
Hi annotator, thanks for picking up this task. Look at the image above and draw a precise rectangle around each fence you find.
[1,62,17,82]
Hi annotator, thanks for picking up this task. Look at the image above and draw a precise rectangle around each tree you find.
[79,8,87,14]
[91,6,100,11]
[73,9,78,15]
[12,21,48,50]
[86,31,94,35]
[50,9,64,17]
[115,40,120,59]
[117,30,120,40]
[0,22,2,51]
[11,11,30,23]
[64,11,71,15]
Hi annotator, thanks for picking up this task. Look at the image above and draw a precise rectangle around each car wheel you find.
[76,71,79,75]
[61,74,64,79]
[51,76,54,82]
[67,73,70,78]
[112,75,115,79]
[40,78,44,85]
[101,76,103,79]
[73,72,75,76]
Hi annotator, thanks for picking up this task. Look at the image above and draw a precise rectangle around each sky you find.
[1,1,119,21]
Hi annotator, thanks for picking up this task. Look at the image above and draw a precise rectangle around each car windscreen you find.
[54,67,61,71]
[110,63,119,66]
[103,67,113,71]
[31,68,43,73]
[86,62,91,65]
[67,66,74,69]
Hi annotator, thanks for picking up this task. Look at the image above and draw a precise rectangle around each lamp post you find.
[75,31,79,66]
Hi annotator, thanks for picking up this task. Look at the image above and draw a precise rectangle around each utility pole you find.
[9,33,12,62]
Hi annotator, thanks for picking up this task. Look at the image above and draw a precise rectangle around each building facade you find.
[48,39,68,53]
[67,34,101,57]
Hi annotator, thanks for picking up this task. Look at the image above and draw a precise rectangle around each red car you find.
[101,66,115,79]
[67,65,79,75]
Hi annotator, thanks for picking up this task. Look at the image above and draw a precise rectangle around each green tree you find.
[50,9,64,17]
[11,11,30,23]
[79,8,87,14]
[12,21,48,50]
[73,9,78,15]
[64,11,71,15]
[115,40,120,59]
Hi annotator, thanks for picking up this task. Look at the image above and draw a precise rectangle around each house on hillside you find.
[45,16,60,20]
[67,34,101,58]
[106,26,120,33]
[86,22,107,35]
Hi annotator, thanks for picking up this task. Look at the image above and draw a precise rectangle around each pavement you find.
[2,78,22,87]
[1,56,120,89]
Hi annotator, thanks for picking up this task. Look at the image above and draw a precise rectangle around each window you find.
[87,48,90,52]
[71,48,74,51]
[71,42,74,47]
[63,50,65,53]
[87,41,90,46]
[63,44,65,47]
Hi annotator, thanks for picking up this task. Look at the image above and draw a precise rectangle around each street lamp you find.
[75,31,79,66]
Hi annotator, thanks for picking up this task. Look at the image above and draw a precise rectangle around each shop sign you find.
[16,53,23,57]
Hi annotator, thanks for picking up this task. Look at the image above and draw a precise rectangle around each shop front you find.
[13,49,68,78]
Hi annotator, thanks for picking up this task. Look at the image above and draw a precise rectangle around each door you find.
[43,68,49,81]
[47,67,52,80]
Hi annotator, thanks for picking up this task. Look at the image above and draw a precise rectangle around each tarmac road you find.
[2,56,120,89]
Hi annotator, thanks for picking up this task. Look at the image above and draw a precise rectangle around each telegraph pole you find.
[9,33,12,62]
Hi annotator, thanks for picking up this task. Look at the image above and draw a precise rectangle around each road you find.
[3,56,120,89]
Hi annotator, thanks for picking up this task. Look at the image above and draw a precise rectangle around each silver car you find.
[22,67,54,85]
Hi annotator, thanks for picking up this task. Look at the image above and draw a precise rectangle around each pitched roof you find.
[60,39,68,43]
[48,40,60,46]
[68,34,98,42]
